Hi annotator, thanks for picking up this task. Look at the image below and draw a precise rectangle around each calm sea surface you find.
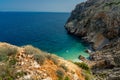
[0,12,89,61]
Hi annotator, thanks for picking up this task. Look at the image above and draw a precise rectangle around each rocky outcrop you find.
[89,39,120,80]
[65,0,120,50]
[79,38,120,80]
[0,42,85,80]
[65,0,120,79]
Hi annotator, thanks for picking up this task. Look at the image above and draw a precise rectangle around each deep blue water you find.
[0,12,89,61]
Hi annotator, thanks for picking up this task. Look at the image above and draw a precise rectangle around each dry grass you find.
[0,43,86,80]
[23,45,42,55]
[0,43,18,61]
[60,63,68,72]
[23,45,48,65]
[46,54,60,65]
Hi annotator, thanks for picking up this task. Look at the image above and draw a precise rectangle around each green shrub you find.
[0,45,17,61]
[33,54,46,65]
[0,54,8,61]
[58,77,62,80]
[56,69,65,79]
[0,64,14,79]
[47,54,59,65]
[23,45,41,55]
[82,70,94,80]
[74,62,90,73]
[0,46,17,56]
[74,62,94,80]
[3,76,13,80]
[60,63,68,72]
[23,45,48,65]
[24,45,60,65]
[9,58,17,65]
[15,71,25,78]
[0,77,2,80]
[64,76,70,80]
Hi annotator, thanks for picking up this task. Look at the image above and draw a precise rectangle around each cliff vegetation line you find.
[0,42,93,80]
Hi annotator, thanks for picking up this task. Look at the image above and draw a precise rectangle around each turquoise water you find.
[0,12,89,61]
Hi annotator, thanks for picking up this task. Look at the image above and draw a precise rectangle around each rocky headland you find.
[65,0,120,80]
[65,0,120,50]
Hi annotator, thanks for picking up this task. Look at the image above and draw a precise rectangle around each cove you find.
[0,12,89,61]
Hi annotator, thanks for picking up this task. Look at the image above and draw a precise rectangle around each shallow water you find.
[0,12,89,61]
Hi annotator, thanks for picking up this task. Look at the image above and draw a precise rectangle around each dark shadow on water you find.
[65,32,91,49]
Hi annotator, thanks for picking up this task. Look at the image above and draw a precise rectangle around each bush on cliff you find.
[74,62,90,73]
[33,54,46,65]
[0,44,18,61]
[23,45,47,65]
[56,69,65,80]
[74,62,94,80]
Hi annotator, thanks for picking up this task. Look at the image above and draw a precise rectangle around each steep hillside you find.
[89,38,120,80]
[65,0,120,80]
[79,38,120,80]
[65,0,120,50]
[0,42,90,80]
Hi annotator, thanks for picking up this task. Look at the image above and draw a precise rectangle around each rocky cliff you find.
[89,38,120,80]
[0,42,91,80]
[65,0,120,50]
[65,0,120,80]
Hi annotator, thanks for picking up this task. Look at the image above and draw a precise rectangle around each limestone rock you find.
[65,0,120,79]
[90,39,120,80]
[65,0,120,50]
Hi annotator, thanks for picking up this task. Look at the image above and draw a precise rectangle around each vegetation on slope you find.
[74,62,94,80]
[0,42,87,80]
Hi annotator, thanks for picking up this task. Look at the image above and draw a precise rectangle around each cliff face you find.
[0,42,85,80]
[65,0,120,79]
[65,0,120,50]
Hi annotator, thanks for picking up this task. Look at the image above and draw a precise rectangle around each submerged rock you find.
[85,49,92,54]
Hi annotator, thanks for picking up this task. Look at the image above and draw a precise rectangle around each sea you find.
[0,12,89,61]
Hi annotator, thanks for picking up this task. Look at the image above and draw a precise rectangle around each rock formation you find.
[65,0,120,79]
[65,0,120,50]
[90,39,120,80]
